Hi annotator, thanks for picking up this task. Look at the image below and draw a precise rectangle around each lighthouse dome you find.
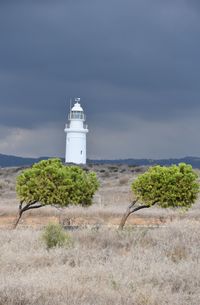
[71,102,83,112]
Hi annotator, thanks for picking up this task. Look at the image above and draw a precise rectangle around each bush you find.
[132,163,199,209]
[14,158,99,227]
[119,176,129,185]
[42,223,72,249]
[119,163,199,229]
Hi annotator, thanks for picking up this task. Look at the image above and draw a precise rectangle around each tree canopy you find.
[119,163,199,229]
[132,163,199,209]
[15,158,99,227]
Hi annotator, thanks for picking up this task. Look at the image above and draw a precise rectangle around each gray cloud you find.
[0,0,200,158]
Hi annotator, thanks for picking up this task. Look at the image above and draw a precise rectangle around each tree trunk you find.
[13,201,42,229]
[119,200,152,230]
[119,209,132,230]
[13,210,23,229]
[118,199,138,230]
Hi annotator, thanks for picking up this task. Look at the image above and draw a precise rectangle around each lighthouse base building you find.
[64,99,88,164]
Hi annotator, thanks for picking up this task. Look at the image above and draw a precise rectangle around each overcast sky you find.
[0,0,200,159]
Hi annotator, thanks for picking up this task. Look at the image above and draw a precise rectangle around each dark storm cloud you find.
[0,0,200,157]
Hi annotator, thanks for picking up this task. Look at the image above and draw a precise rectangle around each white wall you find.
[65,131,87,164]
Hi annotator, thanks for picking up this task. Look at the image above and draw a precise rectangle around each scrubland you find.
[0,220,200,305]
[1,164,200,224]
[0,165,200,304]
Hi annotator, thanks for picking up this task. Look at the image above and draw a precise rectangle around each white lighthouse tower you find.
[64,98,88,164]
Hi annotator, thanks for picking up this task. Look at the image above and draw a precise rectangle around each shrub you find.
[119,176,129,185]
[14,158,99,227]
[42,223,72,249]
[119,163,199,229]
[132,163,199,209]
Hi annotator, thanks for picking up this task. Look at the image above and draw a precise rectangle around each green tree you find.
[119,163,199,229]
[15,158,99,227]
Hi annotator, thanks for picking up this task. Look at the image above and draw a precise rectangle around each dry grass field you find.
[0,221,200,305]
[0,165,200,304]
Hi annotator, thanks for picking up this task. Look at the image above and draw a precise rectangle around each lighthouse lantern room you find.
[64,98,88,164]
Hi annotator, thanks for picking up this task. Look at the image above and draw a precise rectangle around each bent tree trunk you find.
[119,199,152,230]
[13,210,23,229]
[13,201,43,229]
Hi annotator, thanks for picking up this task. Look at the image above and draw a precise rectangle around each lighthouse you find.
[64,98,88,164]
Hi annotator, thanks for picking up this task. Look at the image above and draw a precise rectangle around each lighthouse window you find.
[80,150,82,155]
[71,111,84,119]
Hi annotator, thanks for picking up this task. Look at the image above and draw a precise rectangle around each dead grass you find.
[0,220,200,305]
[0,165,200,304]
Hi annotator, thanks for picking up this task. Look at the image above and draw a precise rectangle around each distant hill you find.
[88,156,200,168]
[1,153,200,168]
[0,154,49,167]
